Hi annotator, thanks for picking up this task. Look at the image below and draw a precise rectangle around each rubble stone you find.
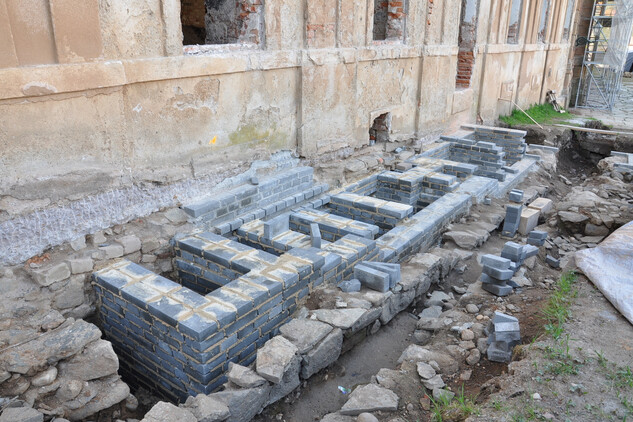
[141,402,196,422]
[340,384,399,416]
[227,363,267,388]
[182,394,230,422]
[0,407,44,422]
[279,319,333,354]
[209,385,270,422]
[256,336,298,384]
[301,328,343,379]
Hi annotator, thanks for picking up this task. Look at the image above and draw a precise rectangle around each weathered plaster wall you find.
[0,0,579,264]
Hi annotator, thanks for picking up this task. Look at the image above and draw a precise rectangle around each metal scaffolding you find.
[574,0,633,110]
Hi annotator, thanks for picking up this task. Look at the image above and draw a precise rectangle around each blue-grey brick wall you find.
[94,243,325,401]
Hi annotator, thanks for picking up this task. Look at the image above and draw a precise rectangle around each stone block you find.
[116,235,142,254]
[142,402,196,422]
[339,384,399,415]
[501,242,523,262]
[518,208,540,235]
[481,283,513,297]
[310,223,322,249]
[67,257,94,274]
[360,261,401,288]
[354,264,390,293]
[256,336,298,384]
[263,214,290,240]
[480,254,511,270]
[509,189,524,203]
[546,255,560,269]
[528,230,548,240]
[300,328,343,378]
[527,197,553,215]
[482,265,514,280]
[487,341,512,362]
[227,363,267,388]
[100,244,124,259]
[209,385,271,422]
[30,262,71,287]
[338,279,361,293]
[279,319,333,354]
[310,308,366,330]
[0,407,43,422]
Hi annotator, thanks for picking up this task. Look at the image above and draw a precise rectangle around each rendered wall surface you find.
[0,0,579,265]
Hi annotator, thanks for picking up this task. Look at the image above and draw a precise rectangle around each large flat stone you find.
[279,319,333,354]
[301,328,343,379]
[256,336,298,384]
[140,402,196,422]
[266,354,301,406]
[0,407,43,422]
[339,384,399,416]
[66,376,130,420]
[183,394,230,422]
[310,308,366,330]
[227,363,267,388]
[57,340,119,381]
[0,319,101,375]
[320,413,356,422]
[209,385,271,422]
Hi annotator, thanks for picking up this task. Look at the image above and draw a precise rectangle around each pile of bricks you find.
[501,204,522,237]
[527,230,548,246]
[353,261,401,292]
[480,241,538,296]
[486,311,521,362]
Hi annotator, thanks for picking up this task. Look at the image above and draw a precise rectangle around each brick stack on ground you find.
[486,311,521,362]
[502,204,522,237]
[480,241,538,296]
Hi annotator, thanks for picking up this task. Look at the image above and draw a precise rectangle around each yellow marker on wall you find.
[210,135,217,145]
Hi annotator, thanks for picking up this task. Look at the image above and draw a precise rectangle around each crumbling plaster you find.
[0,0,577,249]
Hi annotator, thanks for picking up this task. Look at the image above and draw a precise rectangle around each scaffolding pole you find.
[574,0,633,110]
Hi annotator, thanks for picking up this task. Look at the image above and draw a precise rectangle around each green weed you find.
[544,334,580,376]
[542,271,578,339]
[429,385,479,422]
[499,103,573,127]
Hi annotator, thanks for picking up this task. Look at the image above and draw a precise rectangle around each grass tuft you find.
[429,385,479,422]
[542,271,578,339]
[499,103,573,127]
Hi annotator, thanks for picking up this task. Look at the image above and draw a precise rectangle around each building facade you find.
[0,0,582,258]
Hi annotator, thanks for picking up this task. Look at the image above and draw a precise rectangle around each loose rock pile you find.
[0,317,130,421]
